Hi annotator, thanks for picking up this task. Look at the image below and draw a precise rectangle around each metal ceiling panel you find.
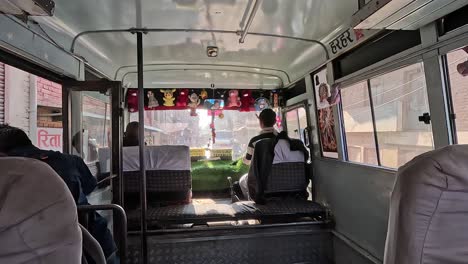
[71,31,325,85]
[354,0,468,30]
[1,1,366,86]
[0,16,84,80]
[249,0,359,41]
[388,0,468,30]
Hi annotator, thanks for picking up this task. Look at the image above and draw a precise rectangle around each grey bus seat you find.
[0,157,82,264]
[384,145,468,264]
[80,224,106,264]
[122,146,192,207]
[248,132,309,203]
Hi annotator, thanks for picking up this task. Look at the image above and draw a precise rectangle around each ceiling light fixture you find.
[0,0,55,16]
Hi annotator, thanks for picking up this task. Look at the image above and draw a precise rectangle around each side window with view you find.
[446,46,468,143]
[285,107,308,143]
[340,63,434,168]
[285,106,311,162]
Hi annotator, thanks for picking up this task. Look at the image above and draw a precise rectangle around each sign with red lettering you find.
[37,128,62,152]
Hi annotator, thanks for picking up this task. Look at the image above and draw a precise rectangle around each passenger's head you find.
[0,125,33,153]
[125,122,139,138]
[319,83,329,102]
[258,109,276,129]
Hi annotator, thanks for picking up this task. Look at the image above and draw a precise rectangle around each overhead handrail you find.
[120,68,285,88]
[238,0,263,44]
[69,28,330,60]
[113,63,292,84]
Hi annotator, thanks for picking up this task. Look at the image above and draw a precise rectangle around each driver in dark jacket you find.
[0,125,117,263]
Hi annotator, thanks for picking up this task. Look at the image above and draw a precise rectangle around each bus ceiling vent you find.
[0,0,55,16]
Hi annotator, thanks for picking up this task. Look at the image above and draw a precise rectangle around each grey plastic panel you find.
[333,235,379,264]
[0,16,84,80]
[314,158,396,261]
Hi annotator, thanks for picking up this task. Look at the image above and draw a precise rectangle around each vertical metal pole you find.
[111,82,126,263]
[62,85,71,154]
[136,32,148,264]
[367,79,382,166]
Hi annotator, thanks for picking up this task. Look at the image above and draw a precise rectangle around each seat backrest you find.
[0,157,82,264]
[384,145,468,264]
[265,139,308,194]
[248,133,309,203]
[123,145,192,205]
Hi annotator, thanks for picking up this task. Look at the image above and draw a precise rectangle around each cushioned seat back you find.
[0,157,82,264]
[265,139,307,194]
[248,134,309,203]
[384,145,468,264]
[80,224,105,264]
[123,146,192,204]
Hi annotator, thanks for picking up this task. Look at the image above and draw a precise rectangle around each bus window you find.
[446,46,468,144]
[340,63,434,168]
[370,63,434,168]
[71,91,110,163]
[286,106,308,144]
[286,109,301,140]
[341,81,378,166]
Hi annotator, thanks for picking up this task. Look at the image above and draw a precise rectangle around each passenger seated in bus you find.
[123,121,142,147]
[0,156,82,264]
[247,131,309,204]
[234,109,278,200]
[71,130,98,161]
[0,125,117,263]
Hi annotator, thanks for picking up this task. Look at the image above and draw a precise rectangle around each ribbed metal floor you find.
[127,222,332,264]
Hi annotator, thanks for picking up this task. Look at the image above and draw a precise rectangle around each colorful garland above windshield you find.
[126,88,283,114]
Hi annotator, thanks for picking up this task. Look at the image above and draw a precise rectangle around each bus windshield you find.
[130,109,262,160]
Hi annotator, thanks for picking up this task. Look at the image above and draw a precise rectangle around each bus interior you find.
[1,0,468,263]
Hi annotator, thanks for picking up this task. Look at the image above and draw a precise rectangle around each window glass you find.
[446,46,468,143]
[286,110,301,140]
[370,63,434,168]
[286,107,310,143]
[341,81,378,165]
[298,107,308,143]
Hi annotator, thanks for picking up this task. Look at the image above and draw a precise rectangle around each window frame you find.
[284,101,311,146]
[338,61,434,169]
[440,41,468,145]
[339,79,382,167]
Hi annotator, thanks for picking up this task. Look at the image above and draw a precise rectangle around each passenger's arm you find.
[73,156,97,195]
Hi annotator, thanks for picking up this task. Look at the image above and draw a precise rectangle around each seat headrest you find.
[123,145,191,171]
[98,145,191,173]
